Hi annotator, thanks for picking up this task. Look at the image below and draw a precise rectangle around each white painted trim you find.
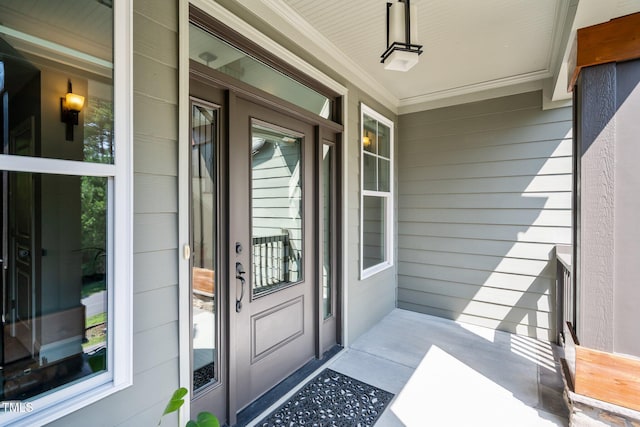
[398,79,545,114]
[0,154,116,176]
[359,104,394,280]
[178,0,192,423]
[546,0,572,85]
[542,79,573,110]
[1,0,134,424]
[399,70,551,109]
[340,94,349,347]
[191,0,347,98]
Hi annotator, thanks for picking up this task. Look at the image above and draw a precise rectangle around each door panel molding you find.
[251,295,304,362]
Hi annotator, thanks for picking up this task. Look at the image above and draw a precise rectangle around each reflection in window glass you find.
[251,122,303,297]
[362,196,386,270]
[378,158,390,192]
[363,115,377,154]
[191,103,217,391]
[0,0,114,164]
[322,145,332,319]
[363,153,377,191]
[1,171,108,400]
[378,123,391,158]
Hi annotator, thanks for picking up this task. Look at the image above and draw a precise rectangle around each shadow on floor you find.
[329,309,569,427]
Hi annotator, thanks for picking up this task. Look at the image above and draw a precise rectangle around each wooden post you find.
[568,11,640,418]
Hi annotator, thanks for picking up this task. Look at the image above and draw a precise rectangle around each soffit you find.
[280,0,565,110]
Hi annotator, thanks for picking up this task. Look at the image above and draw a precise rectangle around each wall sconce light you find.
[381,0,423,72]
[60,79,85,141]
[363,131,375,149]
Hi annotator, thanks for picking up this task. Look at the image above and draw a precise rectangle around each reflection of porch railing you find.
[555,245,575,344]
[252,234,290,291]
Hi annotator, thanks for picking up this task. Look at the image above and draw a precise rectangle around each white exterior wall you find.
[397,91,572,341]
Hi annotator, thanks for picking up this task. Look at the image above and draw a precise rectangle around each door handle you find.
[235,262,246,312]
[18,249,30,259]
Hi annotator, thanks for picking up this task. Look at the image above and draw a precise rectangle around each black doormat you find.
[255,369,394,426]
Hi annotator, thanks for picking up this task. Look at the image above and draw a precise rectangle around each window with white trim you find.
[360,104,393,278]
[0,0,132,425]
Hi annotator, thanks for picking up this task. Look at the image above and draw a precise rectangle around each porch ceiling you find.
[284,0,563,103]
[236,0,640,113]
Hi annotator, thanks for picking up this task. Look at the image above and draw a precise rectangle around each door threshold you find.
[236,345,343,426]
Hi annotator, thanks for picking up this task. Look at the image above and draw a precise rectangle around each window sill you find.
[2,375,132,427]
[360,262,394,281]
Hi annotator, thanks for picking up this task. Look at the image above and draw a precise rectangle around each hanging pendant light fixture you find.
[381,0,423,72]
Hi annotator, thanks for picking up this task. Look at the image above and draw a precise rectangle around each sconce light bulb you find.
[65,92,85,112]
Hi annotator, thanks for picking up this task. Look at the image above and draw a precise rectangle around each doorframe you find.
[178,1,349,424]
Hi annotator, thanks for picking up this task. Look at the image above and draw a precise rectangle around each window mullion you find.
[0,154,117,177]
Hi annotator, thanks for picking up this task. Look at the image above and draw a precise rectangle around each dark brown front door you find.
[230,97,316,410]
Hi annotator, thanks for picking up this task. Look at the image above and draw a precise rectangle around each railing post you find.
[555,245,573,345]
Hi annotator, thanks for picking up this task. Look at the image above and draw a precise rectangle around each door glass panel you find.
[191,103,217,391]
[322,144,332,319]
[251,122,303,297]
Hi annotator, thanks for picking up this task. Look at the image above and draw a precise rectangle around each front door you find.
[189,71,340,424]
[230,98,316,410]
[4,117,38,364]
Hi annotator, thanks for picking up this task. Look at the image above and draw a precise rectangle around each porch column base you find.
[560,358,640,427]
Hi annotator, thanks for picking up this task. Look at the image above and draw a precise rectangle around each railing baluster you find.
[555,245,574,345]
[251,233,290,294]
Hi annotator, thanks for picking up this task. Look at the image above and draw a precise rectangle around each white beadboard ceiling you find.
[276,0,567,108]
[282,0,564,106]
[244,0,640,112]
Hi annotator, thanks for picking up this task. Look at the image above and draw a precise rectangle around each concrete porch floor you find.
[249,309,569,426]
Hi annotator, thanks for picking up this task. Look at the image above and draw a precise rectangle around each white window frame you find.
[0,1,133,425]
[360,103,394,279]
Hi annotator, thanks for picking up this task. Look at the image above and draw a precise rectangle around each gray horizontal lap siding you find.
[48,1,180,426]
[397,91,572,341]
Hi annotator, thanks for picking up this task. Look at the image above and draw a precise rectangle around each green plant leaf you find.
[195,412,220,427]
[162,387,188,416]
[185,421,198,427]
